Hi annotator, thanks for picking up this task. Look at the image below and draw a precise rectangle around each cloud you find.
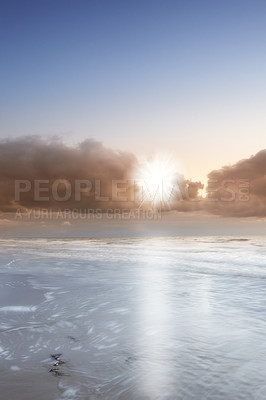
[2,136,264,218]
[158,149,266,217]
[0,136,137,211]
[0,136,203,214]
[205,150,266,217]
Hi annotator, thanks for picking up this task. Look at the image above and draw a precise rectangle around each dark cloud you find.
[2,136,264,217]
[205,150,266,217]
[0,136,138,211]
[0,136,199,213]
[160,149,266,217]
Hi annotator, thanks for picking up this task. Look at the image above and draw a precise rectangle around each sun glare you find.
[136,155,180,208]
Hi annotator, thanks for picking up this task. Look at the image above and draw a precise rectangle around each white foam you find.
[10,366,21,371]
[71,346,82,350]
[58,384,79,399]
[0,306,37,312]
[96,343,118,349]
[44,292,54,301]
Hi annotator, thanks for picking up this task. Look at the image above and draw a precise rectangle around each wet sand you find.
[1,238,266,399]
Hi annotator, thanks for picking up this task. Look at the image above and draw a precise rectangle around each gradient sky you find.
[1,0,266,182]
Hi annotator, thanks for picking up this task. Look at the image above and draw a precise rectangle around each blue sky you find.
[1,0,266,181]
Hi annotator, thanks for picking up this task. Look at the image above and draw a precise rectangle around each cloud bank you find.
[0,136,265,218]
[0,136,137,211]
[205,150,266,217]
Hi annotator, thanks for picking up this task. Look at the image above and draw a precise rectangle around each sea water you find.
[0,237,266,400]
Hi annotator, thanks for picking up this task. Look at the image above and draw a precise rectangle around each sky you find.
[1,0,266,183]
[0,0,266,236]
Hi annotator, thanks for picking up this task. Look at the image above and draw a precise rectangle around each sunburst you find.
[135,155,180,209]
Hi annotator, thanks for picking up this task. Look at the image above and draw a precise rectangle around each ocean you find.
[0,237,266,400]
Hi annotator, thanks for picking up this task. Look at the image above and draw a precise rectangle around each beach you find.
[0,237,266,399]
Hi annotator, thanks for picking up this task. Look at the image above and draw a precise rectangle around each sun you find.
[135,155,180,208]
